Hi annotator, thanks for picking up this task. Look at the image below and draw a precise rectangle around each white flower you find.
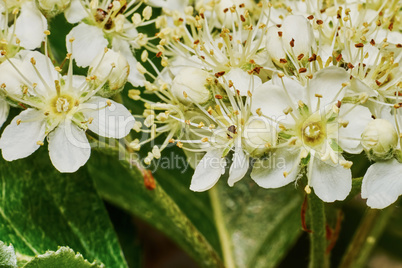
[0,1,47,62]
[65,0,146,86]
[186,74,274,191]
[0,51,135,172]
[250,67,372,202]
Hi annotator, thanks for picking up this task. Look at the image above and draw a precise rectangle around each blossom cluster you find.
[0,0,401,209]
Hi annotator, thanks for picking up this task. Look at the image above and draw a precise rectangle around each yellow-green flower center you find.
[50,94,74,114]
[301,121,326,147]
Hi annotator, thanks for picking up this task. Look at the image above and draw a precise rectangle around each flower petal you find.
[271,74,307,103]
[348,77,378,97]
[112,37,144,87]
[251,148,300,188]
[251,83,295,125]
[0,109,46,161]
[228,147,249,187]
[15,2,47,49]
[225,68,262,96]
[310,157,352,202]
[309,66,349,111]
[0,99,9,128]
[338,104,372,154]
[190,149,227,192]
[281,15,315,57]
[265,25,286,64]
[48,120,91,173]
[64,0,88,23]
[67,24,108,67]
[82,96,135,139]
[19,50,58,97]
[361,159,402,209]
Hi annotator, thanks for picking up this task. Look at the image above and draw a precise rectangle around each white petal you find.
[67,24,108,67]
[251,148,300,188]
[348,77,378,97]
[82,96,135,139]
[338,104,372,154]
[310,157,352,202]
[228,147,249,187]
[265,25,286,64]
[271,74,307,103]
[0,50,58,97]
[112,38,144,87]
[225,68,262,96]
[0,109,46,161]
[19,50,58,97]
[48,120,91,173]
[251,83,295,125]
[309,66,350,111]
[190,149,227,192]
[362,159,402,209]
[0,99,9,128]
[15,2,47,49]
[64,0,88,23]
[281,15,315,56]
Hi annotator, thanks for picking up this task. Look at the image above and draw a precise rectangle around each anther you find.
[290,38,295,47]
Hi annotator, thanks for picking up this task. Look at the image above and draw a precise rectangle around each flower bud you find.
[242,118,277,157]
[35,0,71,18]
[89,49,130,98]
[171,67,211,105]
[361,119,398,161]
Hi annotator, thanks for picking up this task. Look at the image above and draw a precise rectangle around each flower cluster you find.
[0,0,401,209]
[131,0,402,209]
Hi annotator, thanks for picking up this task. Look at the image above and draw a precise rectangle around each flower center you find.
[302,122,325,146]
[50,94,74,114]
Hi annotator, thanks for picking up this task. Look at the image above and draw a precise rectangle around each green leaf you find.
[0,241,17,268]
[88,143,303,268]
[212,178,303,268]
[23,247,101,268]
[0,148,127,267]
[87,147,223,268]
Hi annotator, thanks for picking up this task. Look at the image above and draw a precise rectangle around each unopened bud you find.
[36,0,71,18]
[243,118,277,157]
[171,67,211,105]
[88,50,129,97]
[361,119,398,161]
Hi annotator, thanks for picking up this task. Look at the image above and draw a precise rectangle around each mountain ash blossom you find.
[0,0,47,61]
[65,0,153,86]
[0,49,135,172]
[250,67,372,202]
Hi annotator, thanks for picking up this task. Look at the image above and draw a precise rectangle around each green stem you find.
[338,206,394,268]
[209,186,236,268]
[308,190,329,268]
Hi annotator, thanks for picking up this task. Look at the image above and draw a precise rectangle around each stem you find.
[338,206,394,268]
[209,186,236,268]
[308,190,329,268]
